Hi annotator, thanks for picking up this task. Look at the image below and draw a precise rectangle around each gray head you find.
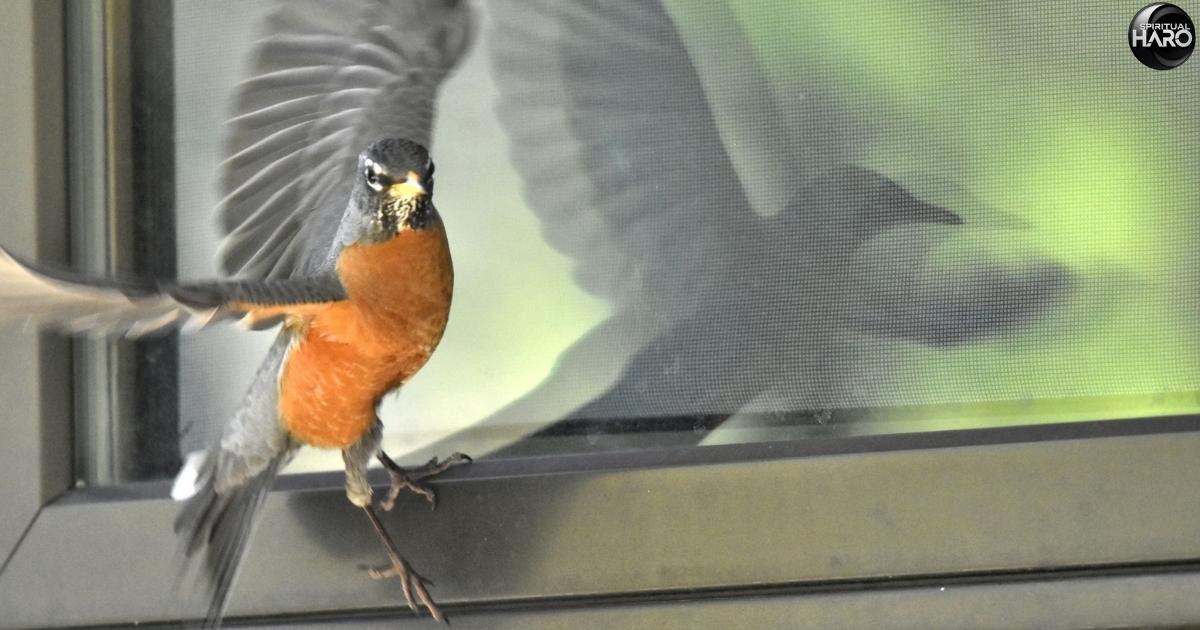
[351,138,437,242]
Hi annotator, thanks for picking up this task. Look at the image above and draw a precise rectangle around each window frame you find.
[5,417,1200,627]
[67,0,181,485]
[0,0,73,577]
[4,1,1200,628]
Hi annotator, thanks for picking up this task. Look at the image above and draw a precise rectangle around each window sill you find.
[3,417,1200,627]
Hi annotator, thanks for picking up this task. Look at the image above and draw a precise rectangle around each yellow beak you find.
[387,171,426,197]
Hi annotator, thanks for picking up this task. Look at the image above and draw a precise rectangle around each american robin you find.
[177,137,468,625]
[0,137,465,623]
[186,0,473,624]
[0,0,475,624]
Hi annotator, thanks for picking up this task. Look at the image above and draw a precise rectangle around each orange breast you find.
[277,224,453,449]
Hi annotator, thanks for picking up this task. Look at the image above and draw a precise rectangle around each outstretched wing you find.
[217,0,472,280]
[0,246,345,337]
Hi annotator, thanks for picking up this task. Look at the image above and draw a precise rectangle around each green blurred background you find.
[722,1,1200,432]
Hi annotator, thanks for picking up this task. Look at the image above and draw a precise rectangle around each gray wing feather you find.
[217,0,473,280]
[0,246,222,337]
[0,246,346,338]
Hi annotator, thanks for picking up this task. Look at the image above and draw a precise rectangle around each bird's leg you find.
[377,450,472,511]
[361,503,445,623]
[343,439,445,623]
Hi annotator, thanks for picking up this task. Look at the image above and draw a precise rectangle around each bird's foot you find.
[378,451,472,511]
[368,556,444,623]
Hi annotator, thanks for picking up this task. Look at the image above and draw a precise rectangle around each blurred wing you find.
[0,246,346,338]
[0,247,212,337]
[217,0,473,280]
[488,1,762,305]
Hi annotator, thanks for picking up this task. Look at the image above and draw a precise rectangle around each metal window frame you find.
[5,2,1200,629]
[5,417,1200,628]
[67,0,180,486]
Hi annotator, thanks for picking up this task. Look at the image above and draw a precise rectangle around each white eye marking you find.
[364,158,387,192]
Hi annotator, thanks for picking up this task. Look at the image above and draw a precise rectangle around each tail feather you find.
[174,335,295,627]
[175,449,290,626]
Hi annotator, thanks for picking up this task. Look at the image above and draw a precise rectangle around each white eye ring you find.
[364,159,386,192]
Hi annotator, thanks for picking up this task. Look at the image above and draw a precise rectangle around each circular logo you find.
[1129,3,1195,70]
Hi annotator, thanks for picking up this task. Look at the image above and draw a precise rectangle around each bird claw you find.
[368,558,445,623]
[380,471,435,512]
[379,451,472,512]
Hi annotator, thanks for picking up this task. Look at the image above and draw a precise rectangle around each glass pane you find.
[147,0,1200,474]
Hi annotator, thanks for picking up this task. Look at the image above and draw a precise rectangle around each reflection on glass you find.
[158,0,1200,474]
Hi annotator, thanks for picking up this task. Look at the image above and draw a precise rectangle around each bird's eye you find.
[364,163,387,191]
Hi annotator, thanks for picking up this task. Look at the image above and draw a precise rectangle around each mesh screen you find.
[170,1,1199,467]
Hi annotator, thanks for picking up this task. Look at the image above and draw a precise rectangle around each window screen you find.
[138,0,1200,475]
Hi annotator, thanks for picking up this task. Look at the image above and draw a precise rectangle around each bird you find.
[188,1,474,622]
[0,0,475,625]
[0,138,464,623]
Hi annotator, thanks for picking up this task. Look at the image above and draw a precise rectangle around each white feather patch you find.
[171,450,209,501]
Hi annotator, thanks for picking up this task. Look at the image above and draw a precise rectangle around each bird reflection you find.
[462,1,1073,456]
